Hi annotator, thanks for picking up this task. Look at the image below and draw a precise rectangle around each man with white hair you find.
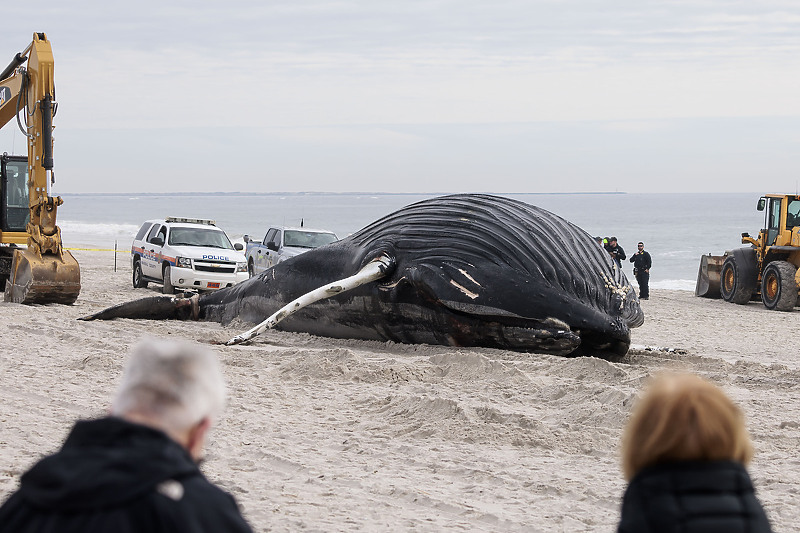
[0,339,252,532]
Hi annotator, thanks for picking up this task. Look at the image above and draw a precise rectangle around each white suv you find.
[131,217,248,293]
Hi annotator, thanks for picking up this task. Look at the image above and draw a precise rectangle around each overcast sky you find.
[2,1,800,193]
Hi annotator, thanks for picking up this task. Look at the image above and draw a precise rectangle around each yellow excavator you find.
[0,32,80,304]
[696,194,800,311]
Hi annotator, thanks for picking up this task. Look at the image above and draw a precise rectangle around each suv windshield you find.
[284,230,337,249]
[169,227,234,249]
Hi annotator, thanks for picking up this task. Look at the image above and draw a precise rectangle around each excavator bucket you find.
[695,254,724,298]
[4,247,80,304]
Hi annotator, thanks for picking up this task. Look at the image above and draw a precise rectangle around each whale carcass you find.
[82,194,644,360]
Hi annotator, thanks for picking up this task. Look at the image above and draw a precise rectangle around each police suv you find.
[131,217,248,293]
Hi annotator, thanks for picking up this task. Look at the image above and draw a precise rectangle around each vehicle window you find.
[5,161,28,208]
[787,197,800,229]
[284,230,338,249]
[769,199,781,229]
[168,227,234,249]
[135,223,153,241]
[264,228,278,245]
[146,224,162,243]
[2,160,29,231]
[767,198,782,246]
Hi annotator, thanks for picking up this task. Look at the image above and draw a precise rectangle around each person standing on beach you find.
[0,339,253,533]
[605,237,626,268]
[617,372,773,532]
[629,242,651,300]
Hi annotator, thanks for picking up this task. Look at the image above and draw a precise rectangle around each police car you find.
[131,217,248,293]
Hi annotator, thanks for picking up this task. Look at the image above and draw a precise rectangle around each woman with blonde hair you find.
[617,372,772,532]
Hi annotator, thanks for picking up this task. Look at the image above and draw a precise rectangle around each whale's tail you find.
[79,295,199,321]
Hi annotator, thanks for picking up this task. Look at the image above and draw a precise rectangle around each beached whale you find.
[81,194,643,360]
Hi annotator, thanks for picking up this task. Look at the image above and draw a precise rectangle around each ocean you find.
[55,192,767,291]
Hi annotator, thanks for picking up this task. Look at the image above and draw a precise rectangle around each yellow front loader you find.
[696,194,800,311]
[0,32,80,304]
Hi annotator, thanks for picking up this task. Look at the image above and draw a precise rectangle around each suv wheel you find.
[132,258,148,288]
[162,264,175,294]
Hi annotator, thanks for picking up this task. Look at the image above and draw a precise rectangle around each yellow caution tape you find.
[66,248,128,253]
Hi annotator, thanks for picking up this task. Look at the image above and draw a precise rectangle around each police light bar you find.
[165,216,216,226]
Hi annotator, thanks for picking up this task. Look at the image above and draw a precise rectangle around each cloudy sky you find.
[2,1,800,193]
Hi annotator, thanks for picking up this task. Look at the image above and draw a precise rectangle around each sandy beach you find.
[1,249,798,532]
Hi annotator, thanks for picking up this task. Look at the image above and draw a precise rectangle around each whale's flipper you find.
[226,253,395,345]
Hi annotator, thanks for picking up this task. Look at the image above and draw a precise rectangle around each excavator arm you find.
[0,32,80,304]
[0,57,25,129]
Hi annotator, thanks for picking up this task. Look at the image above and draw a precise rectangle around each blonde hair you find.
[112,339,226,431]
[621,372,753,480]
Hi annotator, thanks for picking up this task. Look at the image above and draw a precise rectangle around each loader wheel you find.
[162,264,175,294]
[132,258,148,288]
[720,255,755,304]
[761,261,797,311]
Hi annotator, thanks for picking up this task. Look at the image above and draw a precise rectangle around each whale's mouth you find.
[434,299,631,360]
[482,325,584,355]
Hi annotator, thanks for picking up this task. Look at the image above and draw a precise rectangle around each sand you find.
[1,250,798,532]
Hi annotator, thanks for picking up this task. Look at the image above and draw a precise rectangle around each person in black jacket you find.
[618,372,772,533]
[0,339,253,533]
[629,241,652,300]
[605,236,626,268]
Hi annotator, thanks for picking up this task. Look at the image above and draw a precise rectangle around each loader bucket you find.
[695,254,724,298]
[4,248,80,304]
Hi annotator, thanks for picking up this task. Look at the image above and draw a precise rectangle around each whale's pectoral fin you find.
[226,253,396,345]
[79,295,199,321]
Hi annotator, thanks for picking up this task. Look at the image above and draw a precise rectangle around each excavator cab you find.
[1,154,29,232]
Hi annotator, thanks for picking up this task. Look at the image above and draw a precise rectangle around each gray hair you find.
[112,339,226,431]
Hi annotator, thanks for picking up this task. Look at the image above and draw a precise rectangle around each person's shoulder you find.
[176,475,252,531]
[136,474,251,533]
[631,460,751,490]
[180,474,237,503]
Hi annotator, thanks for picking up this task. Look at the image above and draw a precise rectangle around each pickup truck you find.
[243,226,338,277]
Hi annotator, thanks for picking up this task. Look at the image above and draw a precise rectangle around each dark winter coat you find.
[0,417,252,533]
[605,243,626,265]
[617,460,772,533]
[630,250,652,272]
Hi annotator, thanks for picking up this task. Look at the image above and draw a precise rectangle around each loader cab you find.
[758,196,783,246]
[0,154,29,233]
[758,194,800,246]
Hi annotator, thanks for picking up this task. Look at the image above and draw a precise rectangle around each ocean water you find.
[55,192,766,291]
